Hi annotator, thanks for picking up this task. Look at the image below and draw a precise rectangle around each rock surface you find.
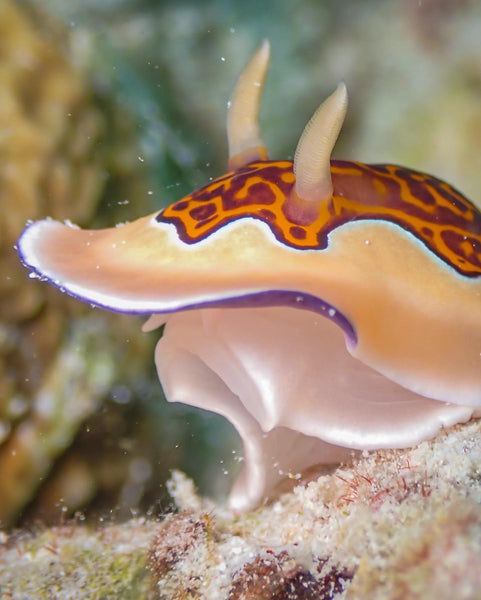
[2,418,480,599]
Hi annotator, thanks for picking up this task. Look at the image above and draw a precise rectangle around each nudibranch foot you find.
[17,42,481,512]
[148,306,479,511]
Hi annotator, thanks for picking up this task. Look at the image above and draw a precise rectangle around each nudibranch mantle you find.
[157,158,481,276]
[17,41,481,511]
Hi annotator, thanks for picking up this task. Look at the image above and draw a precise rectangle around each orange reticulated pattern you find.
[156,159,481,277]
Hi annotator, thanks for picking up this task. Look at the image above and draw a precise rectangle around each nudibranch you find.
[17,41,481,511]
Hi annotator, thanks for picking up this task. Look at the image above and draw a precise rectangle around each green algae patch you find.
[0,518,155,599]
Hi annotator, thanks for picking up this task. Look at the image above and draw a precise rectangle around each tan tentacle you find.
[285,83,348,224]
[227,40,270,170]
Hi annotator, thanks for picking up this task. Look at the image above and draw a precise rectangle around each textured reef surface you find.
[2,418,480,599]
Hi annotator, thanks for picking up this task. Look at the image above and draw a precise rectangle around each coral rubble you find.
[2,418,480,598]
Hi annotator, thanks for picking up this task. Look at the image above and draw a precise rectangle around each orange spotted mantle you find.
[156,159,481,277]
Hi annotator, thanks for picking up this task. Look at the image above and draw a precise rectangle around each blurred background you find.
[1,0,481,527]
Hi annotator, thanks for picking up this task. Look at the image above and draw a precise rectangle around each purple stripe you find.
[188,290,357,346]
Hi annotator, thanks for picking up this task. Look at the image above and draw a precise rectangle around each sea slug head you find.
[17,41,481,511]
